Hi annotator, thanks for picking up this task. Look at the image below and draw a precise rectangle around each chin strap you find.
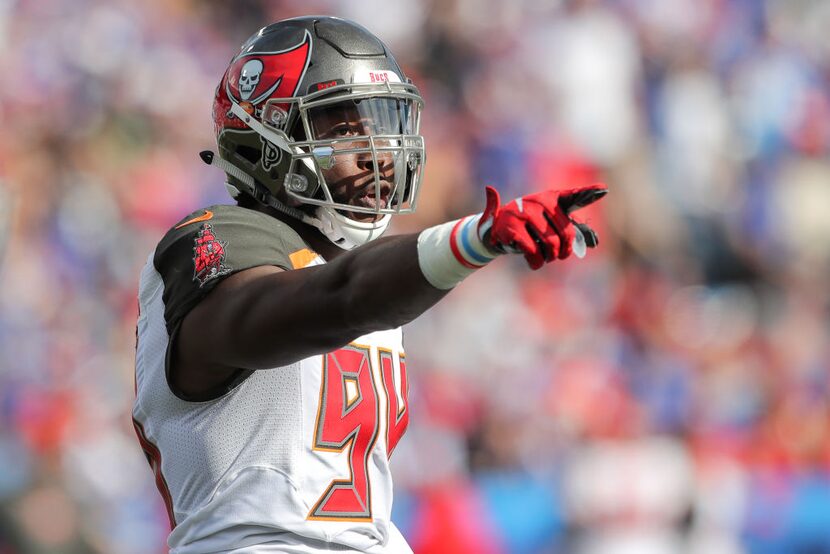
[314,208,392,250]
[200,150,388,250]
[200,150,324,226]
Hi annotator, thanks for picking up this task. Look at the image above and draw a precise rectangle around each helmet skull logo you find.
[239,59,264,101]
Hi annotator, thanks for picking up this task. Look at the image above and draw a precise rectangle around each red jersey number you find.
[309,344,409,521]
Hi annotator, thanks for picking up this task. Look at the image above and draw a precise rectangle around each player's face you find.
[308,99,406,222]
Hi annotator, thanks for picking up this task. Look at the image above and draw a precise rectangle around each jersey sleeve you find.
[152,204,310,336]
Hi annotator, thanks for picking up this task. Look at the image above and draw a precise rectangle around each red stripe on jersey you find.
[132,419,177,529]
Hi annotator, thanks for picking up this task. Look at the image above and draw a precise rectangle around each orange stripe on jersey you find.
[132,419,177,529]
[289,248,319,269]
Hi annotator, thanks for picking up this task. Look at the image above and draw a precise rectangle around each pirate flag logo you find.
[225,30,312,110]
[192,223,232,287]
[211,30,312,174]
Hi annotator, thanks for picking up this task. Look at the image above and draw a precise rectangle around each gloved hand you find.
[478,184,608,269]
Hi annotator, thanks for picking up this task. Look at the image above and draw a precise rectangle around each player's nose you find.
[356,153,375,172]
[357,152,394,175]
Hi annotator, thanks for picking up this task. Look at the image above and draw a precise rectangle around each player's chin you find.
[342,198,390,222]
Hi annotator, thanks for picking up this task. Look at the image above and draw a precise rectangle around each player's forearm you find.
[326,233,450,335]
[306,217,501,340]
[283,217,500,349]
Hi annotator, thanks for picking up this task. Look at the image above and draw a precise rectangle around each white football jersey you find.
[132,206,412,553]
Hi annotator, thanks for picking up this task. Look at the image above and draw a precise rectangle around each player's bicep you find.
[174,265,283,373]
[173,262,348,374]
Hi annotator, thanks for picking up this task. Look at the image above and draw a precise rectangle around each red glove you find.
[478,184,608,269]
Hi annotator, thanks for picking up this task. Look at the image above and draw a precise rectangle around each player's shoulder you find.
[160,204,301,248]
[149,204,318,331]
[153,204,310,290]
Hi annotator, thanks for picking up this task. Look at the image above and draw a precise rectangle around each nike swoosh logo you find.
[175,210,214,229]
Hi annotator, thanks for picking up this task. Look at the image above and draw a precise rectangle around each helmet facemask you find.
[260,82,425,222]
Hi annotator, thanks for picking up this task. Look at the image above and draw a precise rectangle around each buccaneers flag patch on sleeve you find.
[192,223,232,287]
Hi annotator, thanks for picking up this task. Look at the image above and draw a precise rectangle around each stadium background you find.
[1,0,829,552]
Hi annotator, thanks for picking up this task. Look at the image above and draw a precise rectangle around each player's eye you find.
[332,124,353,136]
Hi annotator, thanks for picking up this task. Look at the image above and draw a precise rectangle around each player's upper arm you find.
[152,205,316,399]
[172,260,356,375]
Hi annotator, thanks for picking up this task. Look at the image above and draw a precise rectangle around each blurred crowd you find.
[1,0,829,552]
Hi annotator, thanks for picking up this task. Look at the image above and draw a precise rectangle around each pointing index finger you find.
[558,184,609,215]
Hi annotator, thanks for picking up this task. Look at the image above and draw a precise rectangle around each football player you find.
[132,16,607,554]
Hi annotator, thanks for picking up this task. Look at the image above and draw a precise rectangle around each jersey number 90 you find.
[309,344,409,521]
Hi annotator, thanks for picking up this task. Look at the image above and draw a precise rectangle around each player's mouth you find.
[349,180,393,220]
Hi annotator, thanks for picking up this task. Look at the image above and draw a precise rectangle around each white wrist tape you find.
[417,214,499,290]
